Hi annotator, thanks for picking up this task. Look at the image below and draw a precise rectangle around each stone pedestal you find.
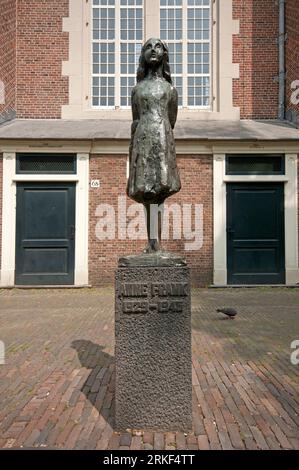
[115,263,192,431]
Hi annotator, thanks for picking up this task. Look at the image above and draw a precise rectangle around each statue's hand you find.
[131,120,138,133]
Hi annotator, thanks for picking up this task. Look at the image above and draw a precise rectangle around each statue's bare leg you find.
[143,203,162,253]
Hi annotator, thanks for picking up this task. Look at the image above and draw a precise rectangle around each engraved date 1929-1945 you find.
[123,299,184,314]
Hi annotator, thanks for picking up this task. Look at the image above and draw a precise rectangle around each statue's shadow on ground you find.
[71,340,115,428]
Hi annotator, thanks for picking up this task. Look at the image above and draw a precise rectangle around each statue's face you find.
[143,39,164,66]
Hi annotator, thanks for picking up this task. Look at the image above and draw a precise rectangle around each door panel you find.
[23,189,69,239]
[227,183,285,284]
[22,249,68,274]
[16,183,75,285]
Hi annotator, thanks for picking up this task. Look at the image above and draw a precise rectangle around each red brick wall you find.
[285,0,299,124]
[0,155,2,270]
[0,0,16,122]
[89,155,213,287]
[233,0,279,119]
[16,0,69,118]
[298,158,299,267]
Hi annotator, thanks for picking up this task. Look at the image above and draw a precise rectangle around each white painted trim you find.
[75,153,89,286]
[0,141,92,153]
[213,153,227,285]
[145,0,160,38]
[224,176,289,183]
[13,175,79,182]
[1,140,299,155]
[0,152,89,286]
[212,143,299,154]
[285,154,299,284]
[1,153,16,286]
[217,0,239,118]
[213,152,299,286]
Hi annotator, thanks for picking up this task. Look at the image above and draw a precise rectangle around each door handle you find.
[69,225,75,240]
[227,226,235,235]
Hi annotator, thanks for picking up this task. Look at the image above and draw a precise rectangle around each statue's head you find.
[137,38,172,84]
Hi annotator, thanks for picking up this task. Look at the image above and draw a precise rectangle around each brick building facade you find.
[0,0,299,287]
[0,0,16,122]
[285,0,299,124]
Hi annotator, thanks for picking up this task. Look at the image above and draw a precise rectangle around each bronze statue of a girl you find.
[127,38,181,255]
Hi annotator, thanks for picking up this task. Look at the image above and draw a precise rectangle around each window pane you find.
[160,6,182,40]
[160,0,211,108]
[93,0,115,5]
[121,76,136,107]
[120,1,143,108]
[187,4,210,41]
[187,76,210,107]
[92,2,115,107]
[172,76,183,106]
[188,0,209,5]
[226,155,285,175]
[161,0,182,5]
[92,0,143,108]
[187,0,211,107]
[160,1,183,106]
[120,2,143,40]
[167,43,182,74]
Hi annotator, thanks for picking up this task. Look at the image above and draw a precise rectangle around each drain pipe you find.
[278,0,286,120]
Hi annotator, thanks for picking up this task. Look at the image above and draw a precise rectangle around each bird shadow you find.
[71,340,115,429]
[214,316,234,321]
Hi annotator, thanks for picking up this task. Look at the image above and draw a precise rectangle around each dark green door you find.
[227,183,285,284]
[16,183,75,285]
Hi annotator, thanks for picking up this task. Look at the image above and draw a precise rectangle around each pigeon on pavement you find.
[216,307,237,319]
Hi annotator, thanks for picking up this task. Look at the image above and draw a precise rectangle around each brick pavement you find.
[0,287,298,450]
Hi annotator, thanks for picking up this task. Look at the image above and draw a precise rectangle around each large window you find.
[91,0,211,109]
[92,0,143,108]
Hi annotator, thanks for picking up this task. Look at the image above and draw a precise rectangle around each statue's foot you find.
[142,239,161,254]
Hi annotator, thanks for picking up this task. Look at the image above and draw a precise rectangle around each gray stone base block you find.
[115,265,192,431]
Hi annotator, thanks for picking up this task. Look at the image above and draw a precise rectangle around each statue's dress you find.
[127,77,181,205]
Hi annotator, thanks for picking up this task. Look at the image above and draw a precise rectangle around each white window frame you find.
[62,0,240,120]
[92,0,212,110]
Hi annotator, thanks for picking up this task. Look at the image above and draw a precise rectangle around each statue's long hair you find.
[136,39,172,84]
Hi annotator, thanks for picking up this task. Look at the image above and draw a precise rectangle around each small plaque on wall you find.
[90,179,100,188]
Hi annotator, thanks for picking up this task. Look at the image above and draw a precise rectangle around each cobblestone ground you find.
[0,287,299,450]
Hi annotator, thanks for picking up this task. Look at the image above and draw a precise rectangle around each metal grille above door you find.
[16,153,76,174]
[226,154,284,175]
